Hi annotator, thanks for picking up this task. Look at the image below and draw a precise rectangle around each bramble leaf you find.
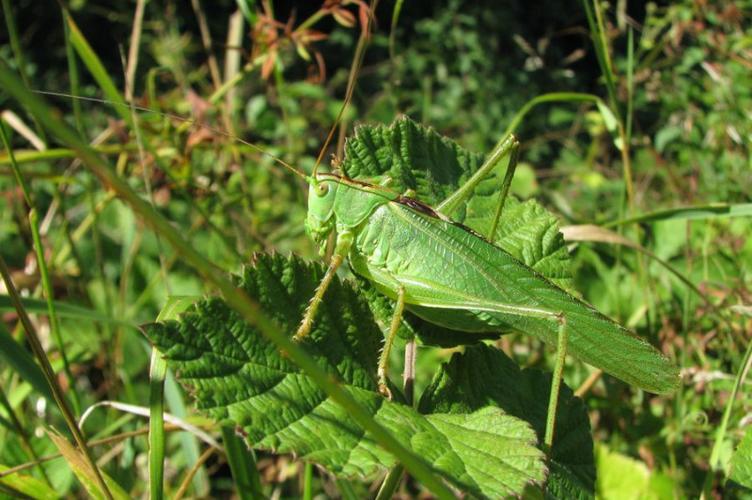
[730,426,752,490]
[143,254,546,497]
[419,344,595,499]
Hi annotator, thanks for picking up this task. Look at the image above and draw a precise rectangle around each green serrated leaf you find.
[418,344,595,499]
[730,426,752,490]
[143,254,546,497]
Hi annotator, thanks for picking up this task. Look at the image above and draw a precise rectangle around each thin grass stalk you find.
[0,424,188,480]
[303,462,314,500]
[173,447,215,500]
[0,145,141,165]
[315,0,380,171]
[148,351,167,500]
[220,426,262,500]
[124,0,146,102]
[0,255,113,499]
[503,92,604,138]
[224,10,245,134]
[389,0,406,60]
[0,63,456,500]
[190,0,222,89]
[709,331,752,470]
[209,54,267,104]
[61,8,84,134]
[0,387,53,486]
[0,124,81,415]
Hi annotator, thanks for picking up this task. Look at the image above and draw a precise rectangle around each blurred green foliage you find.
[0,0,751,497]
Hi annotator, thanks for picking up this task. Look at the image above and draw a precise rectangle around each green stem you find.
[221,427,262,500]
[709,333,752,469]
[303,462,314,500]
[148,350,167,500]
[503,92,603,138]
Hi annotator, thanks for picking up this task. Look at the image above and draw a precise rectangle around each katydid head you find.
[305,174,339,255]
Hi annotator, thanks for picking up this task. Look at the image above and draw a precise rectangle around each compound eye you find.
[316,183,329,197]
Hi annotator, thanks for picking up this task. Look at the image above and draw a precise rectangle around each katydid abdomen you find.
[348,199,680,395]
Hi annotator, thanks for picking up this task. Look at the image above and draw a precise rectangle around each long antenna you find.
[32,90,307,180]
[311,0,379,178]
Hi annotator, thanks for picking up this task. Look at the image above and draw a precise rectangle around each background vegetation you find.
[0,0,750,497]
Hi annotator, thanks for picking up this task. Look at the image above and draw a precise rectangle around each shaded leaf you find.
[418,344,595,499]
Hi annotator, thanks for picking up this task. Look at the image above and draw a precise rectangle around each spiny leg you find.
[293,231,353,341]
[403,295,569,450]
[544,314,568,453]
[487,138,520,241]
[436,134,520,218]
[378,286,406,398]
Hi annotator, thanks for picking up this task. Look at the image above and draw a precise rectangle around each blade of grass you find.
[164,373,210,495]
[389,0,405,59]
[0,110,45,151]
[149,297,195,500]
[0,318,54,403]
[0,423,188,480]
[0,62,456,500]
[0,296,137,328]
[0,388,53,487]
[224,9,244,133]
[65,14,131,127]
[303,462,314,499]
[221,427,262,500]
[0,145,149,165]
[502,92,608,138]
[581,0,618,113]
[173,447,215,500]
[47,430,128,499]
[149,351,167,500]
[708,309,752,471]
[1,123,81,414]
[561,224,711,307]
[0,255,112,499]
[124,0,147,102]
[190,0,222,90]
[605,203,752,227]
[61,9,84,134]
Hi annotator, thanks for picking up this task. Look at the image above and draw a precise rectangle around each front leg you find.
[294,231,353,341]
